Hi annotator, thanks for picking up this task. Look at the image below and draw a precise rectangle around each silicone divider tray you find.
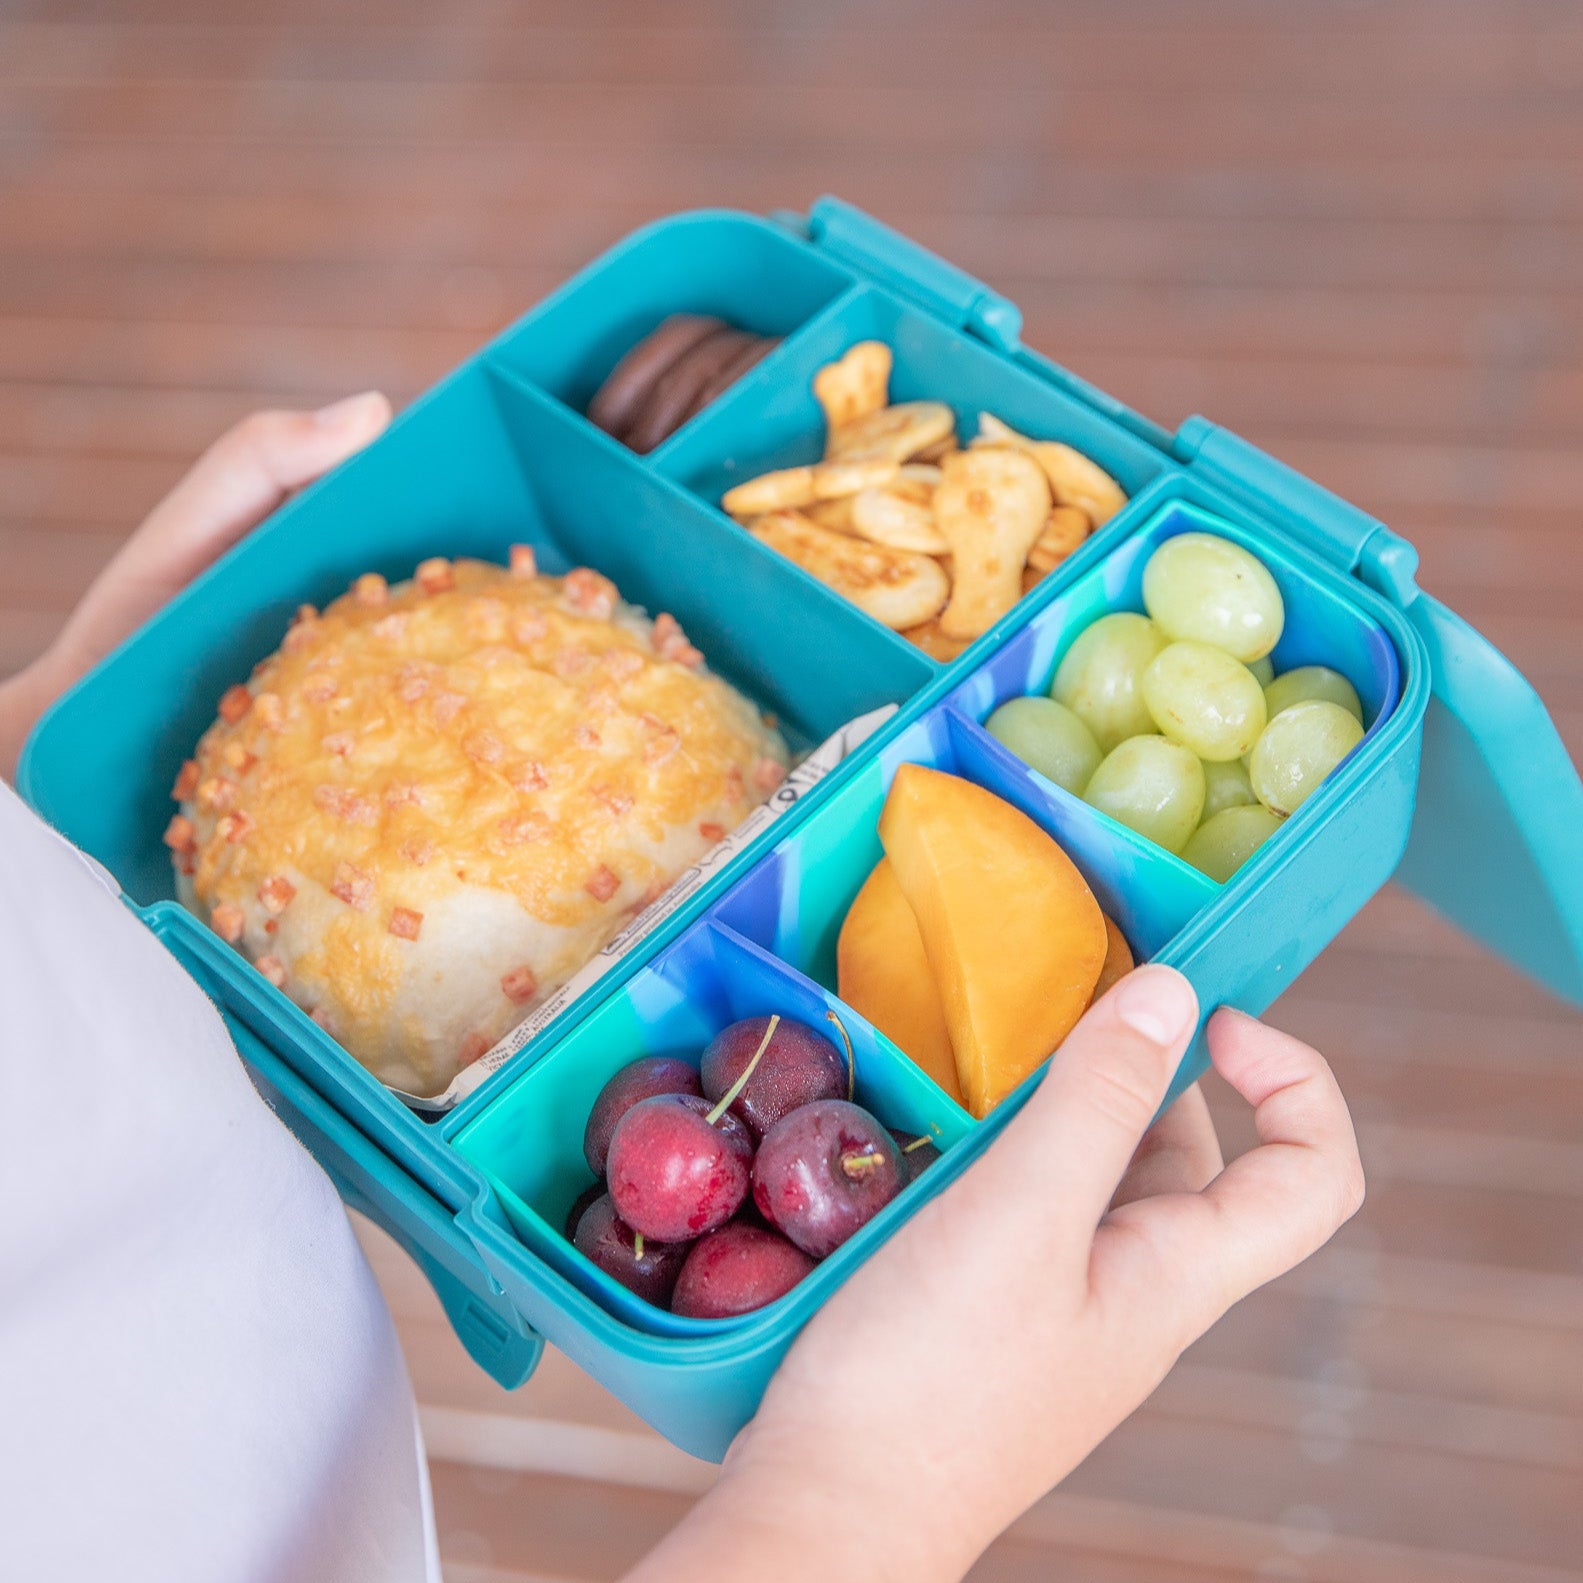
[455,478,1408,1330]
[454,918,971,1337]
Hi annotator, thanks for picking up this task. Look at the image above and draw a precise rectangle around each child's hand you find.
[1,393,390,778]
[629,967,1363,1583]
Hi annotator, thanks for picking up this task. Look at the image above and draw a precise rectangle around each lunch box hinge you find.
[1172,417,1421,607]
[800,196,1025,353]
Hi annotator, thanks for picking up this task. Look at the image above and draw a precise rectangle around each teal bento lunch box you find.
[19,199,1583,1461]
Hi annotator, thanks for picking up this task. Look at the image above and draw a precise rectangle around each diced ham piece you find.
[400,837,435,866]
[458,1030,492,1065]
[643,729,680,766]
[463,731,505,765]
[210,903,246,943]
[330,861,375,911]
[584,865,620,903]
[415,557,454,594]
[431,691,468,726]
[563,567,616,619]
[217,811,254,845]
[698,821,726,843]
[258,875,296,914]
[197,776,236,813]
[253,693,284,731]
[498,811,548,847]
[512,609,548,645]
[353,572,388,607]
[601,647,645,680]
[322,731,355,758]
[508,544,537,578]
[218,685,253,724]
[573,724,601,750]
[255,955,287,988]
[302,677,338,704]
[510,760,548,793]
[500,964,538,1004]
[651,612,703,668]
[222,743,256,774]
[593,784,634,816]
[172,760,200,801]
[313,785,375,825]
[388,907,423,941]
[753,757,786,792]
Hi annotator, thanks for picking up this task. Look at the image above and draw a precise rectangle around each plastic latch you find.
[801,196,1024,353]
[1173,416,1421,608]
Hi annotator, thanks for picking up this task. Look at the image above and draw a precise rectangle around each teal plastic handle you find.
[803,196,1024,352]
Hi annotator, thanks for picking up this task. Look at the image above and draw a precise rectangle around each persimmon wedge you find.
[1089,913,1136,1005]
[878,764,1106,1118]
[837,856,964,1108]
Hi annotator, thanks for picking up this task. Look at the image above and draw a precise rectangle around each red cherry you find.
[571,1192,690,1308]
[606,1094,753,1242]
[700,1015,847,1139]
[753,1099,904,1258]
[583,1056,702,1175]
[671,1223,814,1318]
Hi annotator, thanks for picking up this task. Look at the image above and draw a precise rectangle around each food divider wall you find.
[19,201,1581,1462]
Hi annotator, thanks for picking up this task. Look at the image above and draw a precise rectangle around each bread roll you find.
[167,556,788,1096]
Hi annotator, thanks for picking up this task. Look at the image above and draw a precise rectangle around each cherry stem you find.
[902,1134,935,1154]
[841,1149,885,1181]
[633,1231,645,1258]
[706,1013,780,1126]
[825,1009,855,1102]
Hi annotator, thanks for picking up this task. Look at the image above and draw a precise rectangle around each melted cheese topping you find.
[175,560,787,1093]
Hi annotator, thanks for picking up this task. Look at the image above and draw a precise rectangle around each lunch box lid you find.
[791,197,1583,1006]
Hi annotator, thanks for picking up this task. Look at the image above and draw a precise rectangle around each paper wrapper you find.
[393,704,896,1113]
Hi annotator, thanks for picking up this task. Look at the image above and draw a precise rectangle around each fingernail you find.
[1114,966,1197,1045]
[314,390,386,428]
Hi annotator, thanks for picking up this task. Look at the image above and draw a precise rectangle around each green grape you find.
[1201,757,1257,820]
[1141,640,1267,762]
[1264,664,1363,725]
[1248,656,1275,687]
[1082,735,1205,854]
[1248,699,1365,816]
[1182,805,1284,883]
[985,696,1103,795]
[1050,612,1166,752]
[1141,532,1285,663]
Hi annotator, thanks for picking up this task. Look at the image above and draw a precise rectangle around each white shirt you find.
[0,781,440,1583]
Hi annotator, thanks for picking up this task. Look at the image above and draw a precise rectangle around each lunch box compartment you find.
[485,211,853,419]
[21,358,934,917]
[454,917,971,1336]
[651,285,1169,546]
[709,703,1214,1008]
[946,497,1402,747]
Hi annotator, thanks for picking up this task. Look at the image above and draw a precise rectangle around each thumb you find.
[989,965,1200,1266]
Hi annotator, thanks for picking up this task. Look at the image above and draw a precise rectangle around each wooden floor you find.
[5,2,1583,1578]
